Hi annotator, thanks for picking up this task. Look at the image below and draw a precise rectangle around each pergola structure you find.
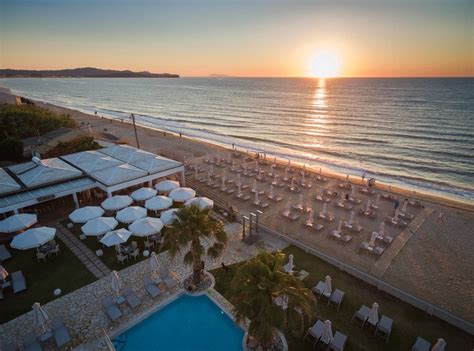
[0,145,184,215]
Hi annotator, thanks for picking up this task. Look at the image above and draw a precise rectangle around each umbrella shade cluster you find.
[184,197,213,210]
[11,227,56,250]
[69,206,104,224]
[169,187,196,202]
[145,196,173,211]
[81,217,118,236]
[101,196,133,211]
[131,187,157,201]
[0,214,37,233]
[155,180,180,194]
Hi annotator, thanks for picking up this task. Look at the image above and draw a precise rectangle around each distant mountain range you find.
[0,67,179,78]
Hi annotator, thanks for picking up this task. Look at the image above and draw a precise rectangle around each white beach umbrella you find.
[337,220,342,232]
[301,173,305,185]
[169,187,196,202]
[11,227,56,250]
[324,275,332,295]
[284,254,295,273]
[69,206,104,224]
[349,211,355,225]
[116,206,147,224]
[369,231,378,247]
[32,302,50,333]
[210,165,214,175]
[269,185,274,198]
[0,213,37,233]
[149,252,160,277]
[145,196,173,211]
[375,193,381,206]
[237,183,242,195]
[252,179,257,192]
[350,186,355,198]
[155,180,180,194]
[402,200,408,213]
[194,165,198,177]
[284,168,288,179]
[101,195,133,211]
[221,176,226,189]
[366,200,372,212]
[81,217,118,236]
[320,320,334,344]
[100,228,132,247]
[368,302,379,325]
[298,194,303,207]
[131,187,157,201]
[307,209,314,222]
[254,190,259,204]
[379,222,385,236]
[0,265,8,281]
[185,197,214,210]
[322,203,328,215]
[431,338,447,351]
[129,217,163,237]
[290,178,295,188]
[110,271,122,298]
[160,208,179,226]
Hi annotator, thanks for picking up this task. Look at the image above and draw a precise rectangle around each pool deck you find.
[0,222,287,350]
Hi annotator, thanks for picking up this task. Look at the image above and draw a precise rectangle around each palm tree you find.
[229,251,315,349]
[161,204,227,285]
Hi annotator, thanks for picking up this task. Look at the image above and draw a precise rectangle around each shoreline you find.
[2,88,474,212]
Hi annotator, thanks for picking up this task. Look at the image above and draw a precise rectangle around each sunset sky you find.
[1,0,472,77]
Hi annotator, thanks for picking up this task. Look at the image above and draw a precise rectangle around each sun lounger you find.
[160,267,178,289]
[318,212,335,222]
[315,195,330,203]
[312,281,331,298]
[329,331,347,351]
[267,194,283,202]
[143,276,162,298]
[344,222,362,233]
[123,286,141,309]
[22,334,42,351]
[372,246,384,256]
[102,296,122,321]
[374,315,393,343]
[303,319,324,346]
[328,289,345,310]
[352,305,370,327]
[281,212,300,221]
[375,232,393,244]
[412,336,431,351]
[51,318,71,348]
[0,244,12,261]
[336,201,353,210]
[11,271,26,294]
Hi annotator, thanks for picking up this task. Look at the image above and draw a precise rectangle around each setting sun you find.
[310,52,342,78]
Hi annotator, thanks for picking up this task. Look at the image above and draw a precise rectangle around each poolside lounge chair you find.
[11,271,26,294]
[303,319,324,347]
[102,296,122,321]
[143,276,162,298]
[122,286,141,309]
[412,337,431,351]
[51,318,71,348]
[374,315,393,343]
[329,331,347,351]
[328,289,345,311]
[312,281,331,298]
[22,334,42,351]
[351,305,370,327]
[159,267,178,289]
[0,244,12,261]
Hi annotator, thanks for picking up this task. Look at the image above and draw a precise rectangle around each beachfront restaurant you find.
[0,145,184,218]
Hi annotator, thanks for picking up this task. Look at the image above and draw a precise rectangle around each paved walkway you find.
[53,223,111,279]
[369,207,434,278]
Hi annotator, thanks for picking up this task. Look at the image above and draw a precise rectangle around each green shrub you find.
[43,136,101,158]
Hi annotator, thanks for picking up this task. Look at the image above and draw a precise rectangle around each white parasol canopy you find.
[160,208,179,226]
[169,187,196,202]
[11,227,56,250]
[369,302,379,325]
[283,254,295,273]
[320,320,334,344]
[100,228,132,247]
[149,252,160,278]
[81,217,118,236]
[431,338,447,351]
[101,195,133,211]
[110,271,122,298]
[0,265,8,281]
[155,180,180,194]
[116,206,147,224]
[369,231,378,247]
[324,275,332,296]
[32,302,50,333]
[145,195,173,211]
[0,213,37,233]
[185,197,214,210]
[69,206,104,224]
[131,187,157,201]
[129,217,163,237]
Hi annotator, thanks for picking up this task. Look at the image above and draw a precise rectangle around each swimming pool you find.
[114,294,245,351]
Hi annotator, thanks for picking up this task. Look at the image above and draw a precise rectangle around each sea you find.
[1,77,473,202]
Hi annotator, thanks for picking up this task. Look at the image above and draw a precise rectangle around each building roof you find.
[89,163,148,186]
[8,158,83,188]
[130,155,182,174]
[0,168,21,195]
[60,150,124,174]
[98,144,156,163]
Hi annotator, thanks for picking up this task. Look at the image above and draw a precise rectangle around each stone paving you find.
[0,222,287,350]
[53,223,110,279]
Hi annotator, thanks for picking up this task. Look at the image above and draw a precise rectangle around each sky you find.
[1,0,473,77]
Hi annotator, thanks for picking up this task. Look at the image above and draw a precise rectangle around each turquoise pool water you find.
[115,294,245,351]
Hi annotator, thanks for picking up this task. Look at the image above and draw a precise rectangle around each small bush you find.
[43,136,101,158]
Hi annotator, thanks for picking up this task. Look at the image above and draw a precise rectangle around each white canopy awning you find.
[11,227,56,250]
[0,213,37,233]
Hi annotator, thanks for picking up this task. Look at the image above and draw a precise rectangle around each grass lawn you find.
[211,245,474,351]
[62,220,166,271]
[0,239,96,324]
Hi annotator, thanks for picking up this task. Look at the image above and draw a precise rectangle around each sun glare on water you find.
[310,52,342,78]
